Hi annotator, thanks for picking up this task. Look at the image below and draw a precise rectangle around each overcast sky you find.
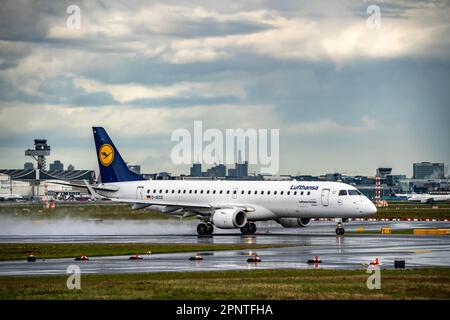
[0,0,449,177]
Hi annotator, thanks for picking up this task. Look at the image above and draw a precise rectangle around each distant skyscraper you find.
[49,160,63,171]
[190,163,202,177]
[413,162,445,179]
[228,161,248,178]
[24,162,34,170]
[206,164,226,177]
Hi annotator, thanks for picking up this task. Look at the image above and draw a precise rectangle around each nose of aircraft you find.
[363,198,377,216]
[364,198,377,215]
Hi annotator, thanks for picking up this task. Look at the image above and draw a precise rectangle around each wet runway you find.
[1,220,449,244]
[0,221,449,275]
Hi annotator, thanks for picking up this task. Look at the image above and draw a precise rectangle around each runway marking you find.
[412,250,433,254]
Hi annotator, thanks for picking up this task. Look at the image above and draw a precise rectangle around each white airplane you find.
[389,188,412,200]
[407,193,450,204]
[0,193,23,201]
[54,127,377,235]
[390,188,450,203]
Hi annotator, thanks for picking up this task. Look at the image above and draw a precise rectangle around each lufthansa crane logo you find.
[99,144,114,166]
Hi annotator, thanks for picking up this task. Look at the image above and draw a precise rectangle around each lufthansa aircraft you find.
[57,127,377,235]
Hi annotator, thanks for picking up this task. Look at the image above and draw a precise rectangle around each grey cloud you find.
[0,0,68,42]
[0,0,449,175]
[0,75,117,106]
[127,96,242,108]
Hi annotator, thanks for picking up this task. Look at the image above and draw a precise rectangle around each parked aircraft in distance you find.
[390,188,450,203]
[0,194,23,201]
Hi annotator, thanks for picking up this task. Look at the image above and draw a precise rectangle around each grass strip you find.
[0,243,292,261]
[0,268,449,300]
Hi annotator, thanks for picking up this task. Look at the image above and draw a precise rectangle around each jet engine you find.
[212,209,247,229]
[277,217,312,228]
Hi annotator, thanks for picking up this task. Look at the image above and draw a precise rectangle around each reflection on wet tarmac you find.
[0,225,449,275]
[1,220,449,275]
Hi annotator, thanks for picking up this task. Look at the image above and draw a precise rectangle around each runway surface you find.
[0,221,449,276]
[1,220,449,244]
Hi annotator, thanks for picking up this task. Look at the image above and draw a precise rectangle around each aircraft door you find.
[321,188,330,206]
[136,186,144,200]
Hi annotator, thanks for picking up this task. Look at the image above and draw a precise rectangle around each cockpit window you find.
[339,190,347,196]
[348,190,362,196]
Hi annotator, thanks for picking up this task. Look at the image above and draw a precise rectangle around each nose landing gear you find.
[335,222,345,235]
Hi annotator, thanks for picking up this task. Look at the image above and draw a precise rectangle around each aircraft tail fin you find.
[389,188,397,197]
[92,127,145,183]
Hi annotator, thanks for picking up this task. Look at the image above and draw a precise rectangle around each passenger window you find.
[213,190,216,194]
[274,191,277,195]
[159,190,162,193]
[307,191,310,195]
[248,191,251,195]
[287,191,290,195]
[147,189,150,194]
[280,191,284,195]
[171,190,174,193]
[261,191,264,195]
[200,190,203,194]
[206,190,210,194]
[227,190,230,194]
[268,191,271,195]
[254,191,258,195]
[189,190,192,194]
[153,189,156,193]
[233,190,237,194]
[294,191,297,195]
[194,190,198,194]
[183,190,186,194]
[301,191,304,196]
[241,190,244,195]
[220,190,223,194]
[339,190,347,196]
[165,190,168,193]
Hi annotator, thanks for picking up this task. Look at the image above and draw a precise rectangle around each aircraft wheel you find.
[206,224,214,235]
[249,223,257,234]
[240,224,250,234]
[197,223,208,235]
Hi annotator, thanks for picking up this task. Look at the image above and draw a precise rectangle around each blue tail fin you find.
[92,127,145,183]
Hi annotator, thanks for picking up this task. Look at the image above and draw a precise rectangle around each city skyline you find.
[13,155,449,180]
[0,1,449,176]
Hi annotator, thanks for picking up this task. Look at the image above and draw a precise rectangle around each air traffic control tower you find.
[25,139,51,171]
[24,139,51,198]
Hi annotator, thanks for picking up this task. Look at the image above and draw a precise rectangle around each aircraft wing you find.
[48,180,119,192]
[108,197,254,213]
[108,197,212,209]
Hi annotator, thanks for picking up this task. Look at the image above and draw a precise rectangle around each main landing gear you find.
[335,222,345,235]
[240,222,257,235]
[197,223,214,235]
